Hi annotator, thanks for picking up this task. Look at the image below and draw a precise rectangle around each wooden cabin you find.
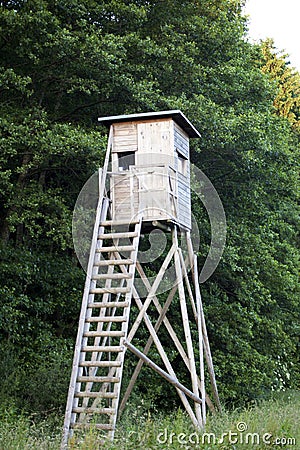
[98,110,201,230]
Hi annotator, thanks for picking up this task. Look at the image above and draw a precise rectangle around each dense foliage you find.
[0,0,299,414]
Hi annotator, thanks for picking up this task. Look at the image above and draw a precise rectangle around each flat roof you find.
[98,110,201,138]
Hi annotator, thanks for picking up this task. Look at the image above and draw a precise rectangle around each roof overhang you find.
[98,110,201,138]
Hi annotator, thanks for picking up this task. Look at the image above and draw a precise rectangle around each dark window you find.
[118,151,135,170]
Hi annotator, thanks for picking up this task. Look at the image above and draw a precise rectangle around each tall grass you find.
[0,391,298,449]
[0,406,61,450]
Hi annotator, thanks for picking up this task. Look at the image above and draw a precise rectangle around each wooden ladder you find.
[61,196,142,448]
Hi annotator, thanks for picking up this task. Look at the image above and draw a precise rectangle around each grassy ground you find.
[0,391,299,449]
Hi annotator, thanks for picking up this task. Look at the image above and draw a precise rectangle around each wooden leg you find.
[186,232,221,412]
[173,229,203,428]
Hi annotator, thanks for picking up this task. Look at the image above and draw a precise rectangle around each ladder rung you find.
[82,345,124,352]
[72,407,115,415]
[88,301,129,309]
[94,259,134,266]
[96,245,135,253]
[88,316,127,322]
[89,287,131,294]
[83,330,125,337]
[77,376,120,383]
[98,231,138,239]
[79,361,121,368]
[86,315,126,322]
[71,423,114,431]
[100,219,140,226]
[75,391,117,399]
[92,273,132,280]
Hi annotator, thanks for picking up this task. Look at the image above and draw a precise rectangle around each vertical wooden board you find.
[137,119,174,160]
[174,149,179,172]
[111,153,118,172]
[111,173,138,221]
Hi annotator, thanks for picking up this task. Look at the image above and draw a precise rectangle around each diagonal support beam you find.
[126,242,176,344]
[119,270,178,414]
[119,257,215,415]
[105,230,217,425]
[124,341,202,405]
[130,285,200,429]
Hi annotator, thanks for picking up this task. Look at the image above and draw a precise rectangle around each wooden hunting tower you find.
[105,110,199,230]
[61,111,220,449]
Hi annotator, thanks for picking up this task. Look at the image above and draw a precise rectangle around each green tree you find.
[261,38,300,129]
[0,0,299,413]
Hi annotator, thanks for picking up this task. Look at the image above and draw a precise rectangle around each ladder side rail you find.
[88,271,134,402]
[82,232,132,411]
[63,127,112,442]
[73,197,111,424]
[61,188,109,449]
[81,207,116,408]
[88,264,122,375]
[75,197,111,414]
[99,126,113,201]
[74,129,113,417]
[87,276,126,387]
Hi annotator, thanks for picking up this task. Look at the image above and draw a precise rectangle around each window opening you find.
[177,152,187,176]
[118,151,135,170]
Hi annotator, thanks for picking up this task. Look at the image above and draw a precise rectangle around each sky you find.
[244,0,300,71]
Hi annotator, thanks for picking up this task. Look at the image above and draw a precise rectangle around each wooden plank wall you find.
[138,166,171,221]
[174,122,189,159]
[111,173,139,221]
[110,118,191,229]
[112,122,138,153]
[177,172,191,229]
[174,123,191,230]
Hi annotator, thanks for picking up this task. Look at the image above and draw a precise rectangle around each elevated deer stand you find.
[61,111,221,449]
